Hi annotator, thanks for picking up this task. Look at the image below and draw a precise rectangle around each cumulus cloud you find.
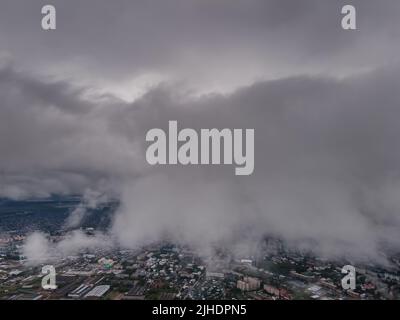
[22,230,113,264]
[64,189,109,229]
[22,232,52,264]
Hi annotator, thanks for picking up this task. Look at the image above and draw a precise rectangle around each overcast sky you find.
[1,1,400,264]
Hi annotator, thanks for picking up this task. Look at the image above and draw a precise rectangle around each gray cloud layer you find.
[2,63,399,263]
[1,1,400,94]
[0,1,399,263]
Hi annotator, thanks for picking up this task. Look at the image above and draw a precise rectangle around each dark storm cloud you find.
[111,66,400,263]
[1,61,400,263]
[0,1,399,263]
[1,0,400,91]
[0,64,143,198]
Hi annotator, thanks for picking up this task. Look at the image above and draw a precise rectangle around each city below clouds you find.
[1,0,400,264]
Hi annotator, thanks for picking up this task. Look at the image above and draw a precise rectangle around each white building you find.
[85,285,110,298]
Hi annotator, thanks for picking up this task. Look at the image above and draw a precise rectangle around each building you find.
[85,285,110,298]
[244,276,261,290]
[290,271,314,281]
[263,284,291,299]
[123,286,146,300]
[206,272,224,279]
[98,257,115,269]
[237,276,261,291]
[264,284,280,296]
[319,279,338,291]
[68,284,91,298]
